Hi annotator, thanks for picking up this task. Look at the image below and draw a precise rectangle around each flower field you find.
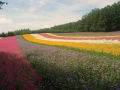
[23,33,120,56]
[1,33,120,89]
[17,34,120,90]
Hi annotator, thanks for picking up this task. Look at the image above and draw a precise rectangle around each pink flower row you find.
[0,36,44,89]
[40,33,120,40]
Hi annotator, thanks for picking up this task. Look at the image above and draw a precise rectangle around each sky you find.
[0,0,119,33]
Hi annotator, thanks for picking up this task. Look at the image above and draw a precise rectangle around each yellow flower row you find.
[23,34,120,56]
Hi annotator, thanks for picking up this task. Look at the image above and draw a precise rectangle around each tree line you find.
[0,1,7,9]
[0,28,50,37]
[51,1,120,32]
[0,1,120,37]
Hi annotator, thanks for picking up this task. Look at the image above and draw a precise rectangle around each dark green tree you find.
[0,1,7,9]
[51,1,120,32]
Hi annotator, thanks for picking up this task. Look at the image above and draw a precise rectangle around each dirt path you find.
[0,36,44,89]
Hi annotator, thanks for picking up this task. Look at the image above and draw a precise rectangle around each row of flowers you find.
[41,33,120,40]
[47,33,120,38]
[0,36,44,89]
[23,33,120,56]
[33,34,120,44]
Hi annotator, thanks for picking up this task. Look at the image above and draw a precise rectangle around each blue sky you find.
[0,0,119,33]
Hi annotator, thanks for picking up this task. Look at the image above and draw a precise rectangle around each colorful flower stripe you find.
[40,33,120,41]
[0,37,2,39]
[23,34,120,56]
[0,36,44,89]
[37,34,120,44]
[47,33,120,38]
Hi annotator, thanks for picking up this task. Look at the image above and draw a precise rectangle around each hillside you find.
[50,1,120,32]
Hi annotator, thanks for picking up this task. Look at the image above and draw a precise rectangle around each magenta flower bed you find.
[0,36,44,89]
[40,33,120,40]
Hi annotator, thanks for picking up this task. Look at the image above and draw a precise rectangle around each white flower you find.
[31,34,120,44]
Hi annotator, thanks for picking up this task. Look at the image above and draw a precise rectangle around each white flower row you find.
[47,33,120,38]
[31,34,120,44]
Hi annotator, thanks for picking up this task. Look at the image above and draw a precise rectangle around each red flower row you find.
[40,33,120,40]
[0,36,44,89]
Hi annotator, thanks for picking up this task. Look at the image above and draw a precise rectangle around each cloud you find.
[0,18,13,24]
[28,7,37,12]
[84,0,119,8]
[27,0,55,7]
[17,13,42,19]
[39,0,48,7]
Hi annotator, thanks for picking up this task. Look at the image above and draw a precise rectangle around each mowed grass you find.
[17,35,120,90]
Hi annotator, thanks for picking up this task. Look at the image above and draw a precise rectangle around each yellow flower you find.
[23,34,120,56]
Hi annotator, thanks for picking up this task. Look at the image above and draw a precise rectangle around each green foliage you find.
[14,28,31,35]
[52,1,120,32]
[0,1,7,9]
[0,1,4,8]
[0,29,31,37]
[0,32,5,37]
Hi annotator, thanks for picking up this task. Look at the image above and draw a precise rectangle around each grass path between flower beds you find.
[0,36,44,89]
